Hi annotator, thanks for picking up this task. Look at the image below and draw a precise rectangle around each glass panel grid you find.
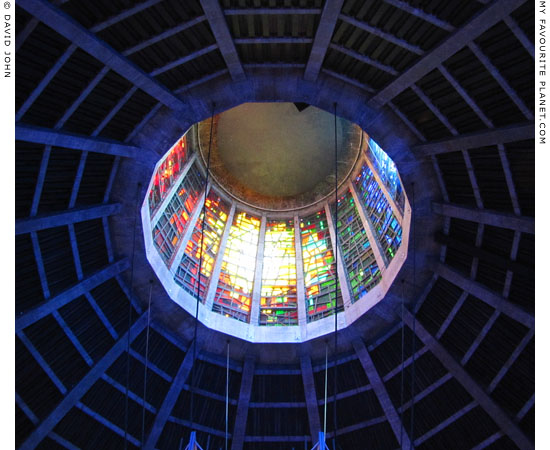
[366,137,405,213]
[300,211,342,322]
[260,220,298,326]
[335,190,381,302]
[355,164,403,261]
[174,192,230,300]
[149,135,189,215]
[152,163,204,265]
[213,211,261,323]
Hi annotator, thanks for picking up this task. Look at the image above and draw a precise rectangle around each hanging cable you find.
[332,102,338,449]
[409,182,416,449]
[324,342,328,438]
[400,279,405,450]
[225,340,230,450]
[124,181,141,450]
[189,103,216,435]
[141,280,153,448]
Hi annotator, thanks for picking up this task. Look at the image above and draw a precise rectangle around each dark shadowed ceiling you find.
[15,0,534,449]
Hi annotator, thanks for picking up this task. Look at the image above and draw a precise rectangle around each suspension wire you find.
[323,342,328,437]
[400,279,405,450]
[332,102,338,449]
[189,103,216,433]
[124,182,141,450]
[141,280,153,448]
[225,340,229,450]
[409,182,416,449]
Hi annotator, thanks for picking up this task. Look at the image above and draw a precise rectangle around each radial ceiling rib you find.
[199,0,245,81]
[368,0,527,108]
[304,0,345,81]
[231,357,255,450]
[15,124,153,162]
[15,258,129,333]
[432,202,534,234]
[17,0,189,112]
[403,308,534,450]
[352,338,411,448]
[19,312,148,450]
[413,123,534,155]
[143,343,198,450]
[16,203,122,235]
[435,262,534,329]
[300,355,321,444]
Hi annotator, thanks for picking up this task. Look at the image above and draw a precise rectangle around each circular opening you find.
[142,103,411,343]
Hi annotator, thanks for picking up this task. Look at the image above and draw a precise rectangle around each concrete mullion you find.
[294,216,307,327]
[349,181,388,270]
[363,156,404,223]
[325,202,353,310]
[168,187,209,273]
[204,203,236,310]
[150,153,198,228]
[250,216,267,326]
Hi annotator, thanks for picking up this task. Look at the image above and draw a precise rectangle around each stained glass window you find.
[260,220,298,326]
[149,135,189,215]
[300,211,342,322]
[212,211,261,323]
[366,137,405,213]
[355,164,402,261]
[175,192,230,300]
[335,190,381,302]
[152,163,204,265]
